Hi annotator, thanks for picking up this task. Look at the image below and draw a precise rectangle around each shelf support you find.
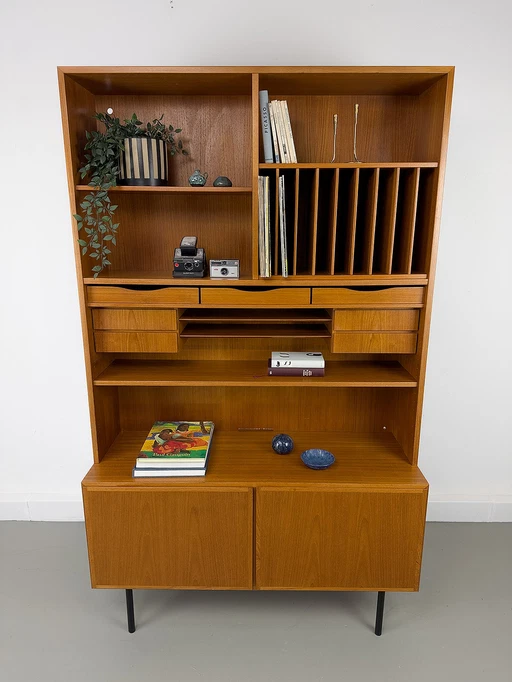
[126,589,136,633]
[374,591,385,636]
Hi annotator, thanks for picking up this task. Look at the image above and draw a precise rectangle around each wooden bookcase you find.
[59,66,454,633]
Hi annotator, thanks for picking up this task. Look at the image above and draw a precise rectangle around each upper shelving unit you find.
[76,185,252,194]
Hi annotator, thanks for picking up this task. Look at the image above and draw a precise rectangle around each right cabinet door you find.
[256,488,427,591]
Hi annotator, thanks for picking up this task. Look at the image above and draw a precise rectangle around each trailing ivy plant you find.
[74,112,187,277]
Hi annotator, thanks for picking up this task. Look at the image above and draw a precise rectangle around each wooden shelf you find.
[83,272,428,286]
[259,162,439,169]
[179,309,332,323]
[181,323,330,338]
[94,360,417,387]
[83,430,428,489]
[76,185,251,194]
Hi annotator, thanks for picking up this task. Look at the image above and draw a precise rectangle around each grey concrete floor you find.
[0,522,511,682]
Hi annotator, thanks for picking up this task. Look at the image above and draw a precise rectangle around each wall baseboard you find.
[1,493,511,522]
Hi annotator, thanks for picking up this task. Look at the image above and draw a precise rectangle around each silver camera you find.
[209,259,240,279]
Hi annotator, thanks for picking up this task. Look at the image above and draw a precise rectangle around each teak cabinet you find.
[59,66,453,634]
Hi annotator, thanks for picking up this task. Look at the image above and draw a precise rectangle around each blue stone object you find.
[213,175,233,187]
[188,169,208,186]
[272,434,294,454]
[300,449,335,470]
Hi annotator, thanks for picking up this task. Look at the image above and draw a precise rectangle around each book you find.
[282,100,297,163]
[271,100,289,162]
[259,90,274,163]
[264,175,271,276]
[278,175,288,277]
[268,360,325,376]
[258,176,265,276]
[268,101,280,162]
[133,467,207,478]
[271,351,325,368]
[135,421,214,469]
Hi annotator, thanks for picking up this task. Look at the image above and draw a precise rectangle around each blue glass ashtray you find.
[300,449,335,470]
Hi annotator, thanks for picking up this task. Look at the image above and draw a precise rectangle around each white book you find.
[133,467,206,477]
[282,100,297,163]
[271,351,325,368]
[268,101,280,163]
[271,100,289,162]
[258,176,265,276]
[279,175,288,277]
[259,90,274,163]
[264,176,271,276]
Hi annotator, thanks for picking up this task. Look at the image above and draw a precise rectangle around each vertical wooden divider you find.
[274,169,280,275]
[399,167,421,273]
[309,168,320,275]
[251,74,260,278]
[292,169,300,275]
[362,168,380,274]
[345,168,360,274]
[328,169,340,274]
[380,168,400,274]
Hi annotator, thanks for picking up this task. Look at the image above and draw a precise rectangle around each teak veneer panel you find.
[200,287,310,306]
[331,332,417,354]
[256,488,427,590]
[332,309,419,331]
[94,359,418,387]
[92,309,178,331]
[95,332,178,353]
[83,488,253,588]
[87,286,199,306]
[312,286,424,307]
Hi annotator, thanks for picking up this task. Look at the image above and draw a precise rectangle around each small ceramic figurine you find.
[272,434,294,455]
[188,169,208,186]
[213,175,233,187]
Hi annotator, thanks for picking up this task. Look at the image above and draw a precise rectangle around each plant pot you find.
[118,137,168,186]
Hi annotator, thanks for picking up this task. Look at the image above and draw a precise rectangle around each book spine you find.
[282,100,297,163]
[268,366,325,376]
[259,90,274,164]
[270,359,325,368]
[268,102,280,163]
[264,176,271,276]
[258,176,265,276]
[279,175,288,277]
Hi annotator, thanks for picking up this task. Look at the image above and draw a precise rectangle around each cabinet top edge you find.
[57,66,454,74]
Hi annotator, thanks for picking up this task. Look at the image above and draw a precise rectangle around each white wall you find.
[1,0,511,521]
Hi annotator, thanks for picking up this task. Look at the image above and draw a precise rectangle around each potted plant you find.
[74,112,187,277]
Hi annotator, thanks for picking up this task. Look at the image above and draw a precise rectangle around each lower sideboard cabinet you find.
[83,484,428,592]
[82,487,254,589]
[255,488,428,591]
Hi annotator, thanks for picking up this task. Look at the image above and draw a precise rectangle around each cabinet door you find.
[84,488,253,589]
[256,488,427,591]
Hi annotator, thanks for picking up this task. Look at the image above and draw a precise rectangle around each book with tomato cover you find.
[135,421,214,469]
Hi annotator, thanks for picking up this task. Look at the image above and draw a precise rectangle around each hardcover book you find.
[135,421,214,469]
[267,360,325,376]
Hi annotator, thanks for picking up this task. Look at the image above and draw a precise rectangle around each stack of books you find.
[259,90,297,163]
[132,421,214,478]
[258,174,290,278]
[268,352,325,377]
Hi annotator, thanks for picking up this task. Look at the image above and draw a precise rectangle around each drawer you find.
[331,332,417,354]
[87,286,199,307]
[332,309,419,331]
[92,309,178,331]
[312,287,424,307]
[95,331,178,353]
[201,287,310,306]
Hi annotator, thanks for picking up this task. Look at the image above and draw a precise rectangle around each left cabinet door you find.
[83,488,253,589]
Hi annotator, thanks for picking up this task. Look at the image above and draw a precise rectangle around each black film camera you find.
[173,237,206,278]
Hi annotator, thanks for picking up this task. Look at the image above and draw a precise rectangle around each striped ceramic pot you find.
[118,137,168,186]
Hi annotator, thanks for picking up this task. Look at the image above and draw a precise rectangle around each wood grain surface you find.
[331,332,417,354]
[332,309,419,331]
[92,309,178,331]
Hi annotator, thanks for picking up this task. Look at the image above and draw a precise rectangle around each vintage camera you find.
[209,259,240,279]
[173,237,206,278]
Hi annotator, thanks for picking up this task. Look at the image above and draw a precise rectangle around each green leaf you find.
[92,265,102,272]
[82,247,88,255]
[73,214,82,221]
[78,239,87,246]
[110,205,118,211]
[103,234,113,240]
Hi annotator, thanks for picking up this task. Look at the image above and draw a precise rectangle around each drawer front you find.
[333,309,419,331]
[95,331,178,353]
[88,286,199,307]
[92,309,178,331]
[83,488,253,588]
[312,287,424,307]
[201,287,310,306]
[256,488,427,590]
[331,332,417,354]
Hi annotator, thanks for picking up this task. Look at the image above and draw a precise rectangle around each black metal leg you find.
[374,591,385,636]
[126,589,136,633]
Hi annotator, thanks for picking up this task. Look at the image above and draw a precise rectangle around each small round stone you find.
[272,434,294,454]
